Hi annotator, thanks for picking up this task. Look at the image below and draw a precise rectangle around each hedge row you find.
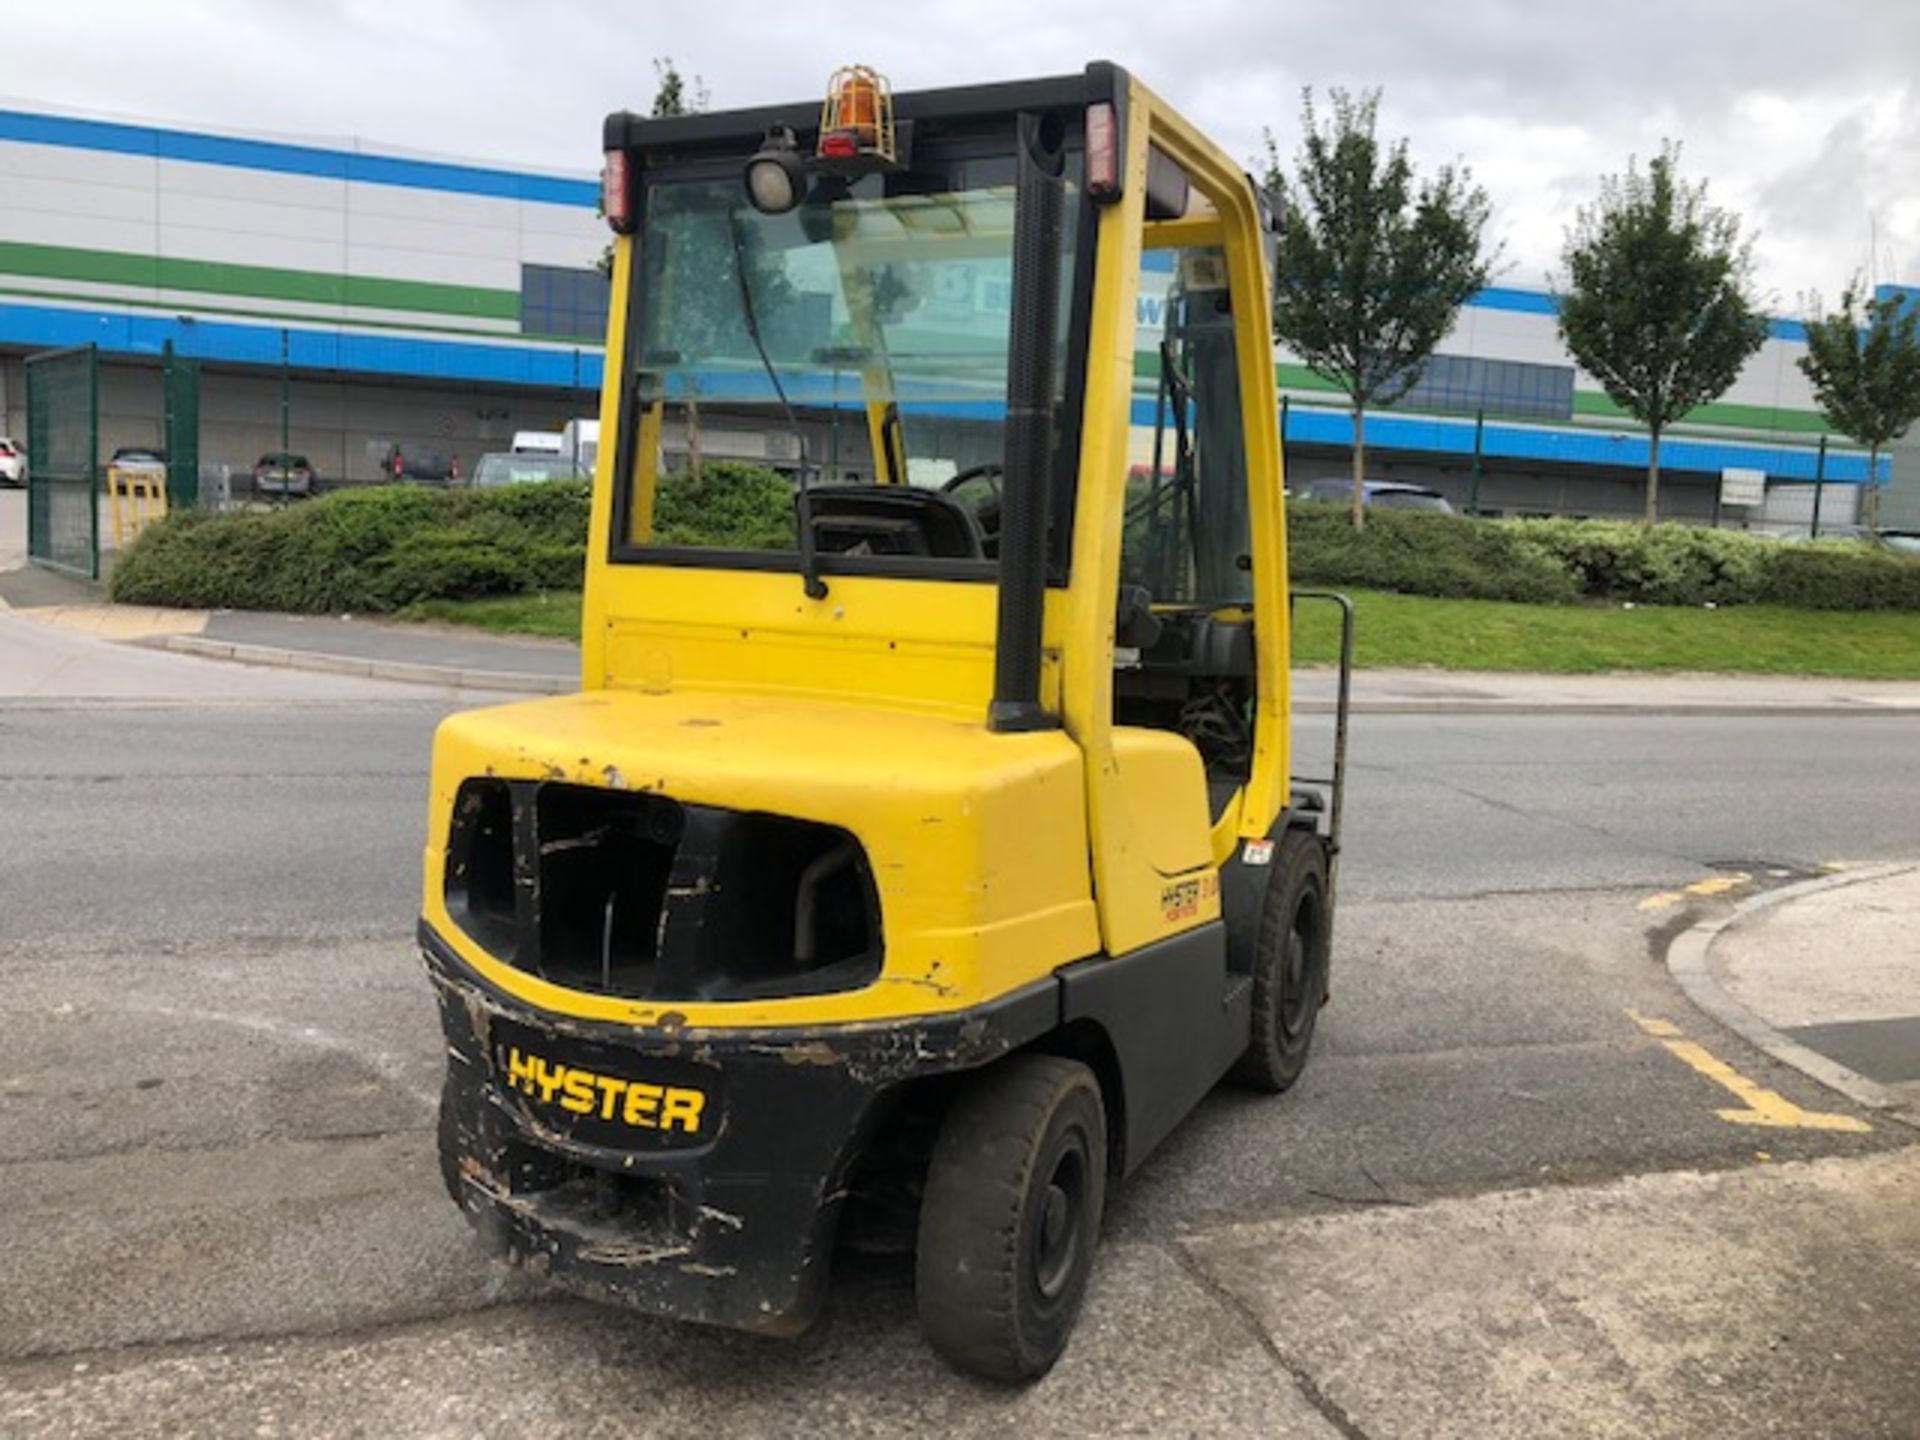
[108,463,797,613]
[1288,504,1920,611]
[110,479,593,612]
[111,466,1920,615]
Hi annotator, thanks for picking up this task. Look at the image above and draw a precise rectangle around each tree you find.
[598,60,709,276]
[650,57,709,118]
[1265,89,1496,530]
[1557,145,1768,528]
[1798,281,1920,533]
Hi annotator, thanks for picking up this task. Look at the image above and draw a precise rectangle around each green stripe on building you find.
[0,240,519,322]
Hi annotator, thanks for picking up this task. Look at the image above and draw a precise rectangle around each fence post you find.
[1279,395,1290,492]
[1810,433,1827,539]
[1469,408,1485,516]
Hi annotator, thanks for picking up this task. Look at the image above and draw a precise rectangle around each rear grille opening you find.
[536,785,680,996]
[442,780,881,1002]
[670,812,881,1001]
[446,779,516,957]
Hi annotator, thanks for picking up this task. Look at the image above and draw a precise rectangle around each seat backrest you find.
[802,485,985,560]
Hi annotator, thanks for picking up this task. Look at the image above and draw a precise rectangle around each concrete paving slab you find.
[1714,864,1920,1028]
[1184,1148,1920,1440]
[1782,1017,1920,1085]
[0,1241,1344,1439]
[202,611,578,678]
[0,611,472,703]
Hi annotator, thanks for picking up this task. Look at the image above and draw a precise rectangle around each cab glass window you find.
[615,145,1081,573]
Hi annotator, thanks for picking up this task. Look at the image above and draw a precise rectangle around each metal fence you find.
[26,343,99,579]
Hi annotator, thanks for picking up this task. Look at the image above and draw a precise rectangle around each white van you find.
[511,430,564,456]
[559,418,599,474]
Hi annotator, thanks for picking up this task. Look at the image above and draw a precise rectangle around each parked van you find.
[511,430,564,456]
[559,418,598,474]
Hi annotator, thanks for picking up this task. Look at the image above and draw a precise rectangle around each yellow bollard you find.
[107,464,169,548]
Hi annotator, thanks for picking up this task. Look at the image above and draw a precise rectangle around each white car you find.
[0,436,24,486]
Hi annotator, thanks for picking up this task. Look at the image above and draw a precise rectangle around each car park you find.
[253,451,317,498]
[469,452,582,488]
[1301,477,1455,513]
[380,444,460,484]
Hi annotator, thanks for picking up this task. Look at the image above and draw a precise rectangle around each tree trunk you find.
[686,389,703,482]
[1351,404,1367,531]
[1643,427,1661,529]
[1867,445,1882,533]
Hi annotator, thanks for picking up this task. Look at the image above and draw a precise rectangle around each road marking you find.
[1627,1010,1872,1133]
[1637,872,1752,911]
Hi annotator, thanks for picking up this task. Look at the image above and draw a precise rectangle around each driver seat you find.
[802,485,985,560]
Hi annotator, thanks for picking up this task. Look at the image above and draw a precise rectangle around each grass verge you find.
[405,587,1920,680]
[397,590,583,639]
[1293,589,1920,678]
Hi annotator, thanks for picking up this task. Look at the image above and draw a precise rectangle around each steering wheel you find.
[941,464,1003,556]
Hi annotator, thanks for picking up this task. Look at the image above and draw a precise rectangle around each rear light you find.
[818,130,858,159]
[1087,102,1119,202]
[602,149,633,233]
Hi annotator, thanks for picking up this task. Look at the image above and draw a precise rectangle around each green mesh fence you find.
[26,344,99,579]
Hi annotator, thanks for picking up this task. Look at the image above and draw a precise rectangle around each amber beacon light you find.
[817,65,896,164]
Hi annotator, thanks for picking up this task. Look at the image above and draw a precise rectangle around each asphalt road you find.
[4,631,1918,1436]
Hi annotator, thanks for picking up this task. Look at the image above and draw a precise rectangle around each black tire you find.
[915,1054,1107,1382]
[1231,830,1331,1092]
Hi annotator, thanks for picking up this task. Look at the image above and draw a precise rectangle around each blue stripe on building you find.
[0,295,1881,484]
[0,109,598,208]
[1272,403,1883,484]
[0,300,603,390]
[0,107,1830,341]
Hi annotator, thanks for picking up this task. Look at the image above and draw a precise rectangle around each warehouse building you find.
[0,101,1906,529]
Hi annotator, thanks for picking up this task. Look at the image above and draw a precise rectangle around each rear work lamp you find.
[745,127,807,215]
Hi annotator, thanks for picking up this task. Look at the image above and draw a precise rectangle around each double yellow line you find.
[1627,1011,1870,1133]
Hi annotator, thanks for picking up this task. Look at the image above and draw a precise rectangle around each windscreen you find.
[617,145,1080,568]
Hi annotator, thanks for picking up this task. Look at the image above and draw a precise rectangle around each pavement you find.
[4,561,1920,1432]
[6,568,1920,713]
[1672,864,1920,1124]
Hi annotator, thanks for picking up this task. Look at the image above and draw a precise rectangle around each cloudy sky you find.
[10,0,1917,311]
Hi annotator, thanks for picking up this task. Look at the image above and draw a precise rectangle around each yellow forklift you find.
[422,61,1352,1380]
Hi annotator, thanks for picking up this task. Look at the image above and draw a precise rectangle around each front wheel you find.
[1231,830,1331,1092]
[915,1054,1107,1382]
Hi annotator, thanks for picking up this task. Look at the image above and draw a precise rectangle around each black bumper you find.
[421,920,1057,1336]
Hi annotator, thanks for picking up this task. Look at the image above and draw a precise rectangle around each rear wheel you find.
[915,1054,1107,1381]
[1232,830,1331,1092]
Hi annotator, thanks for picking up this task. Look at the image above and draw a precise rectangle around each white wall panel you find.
[343,209,522,264]
[0,140,156,189]
[519,226,602,270]
[519,199,602,240]
[155,223,347,277]
[1,205,158,258]
[345,181,519,227]
[0,170,158,228]
[342,243,513,290]
[155,157,346,212]
[157,188,344,245]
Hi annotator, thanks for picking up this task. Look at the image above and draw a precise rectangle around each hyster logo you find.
[499,1046,706,1135]
[1160,871,1219,923]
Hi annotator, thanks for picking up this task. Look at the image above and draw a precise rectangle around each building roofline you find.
[0,104,598,209]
